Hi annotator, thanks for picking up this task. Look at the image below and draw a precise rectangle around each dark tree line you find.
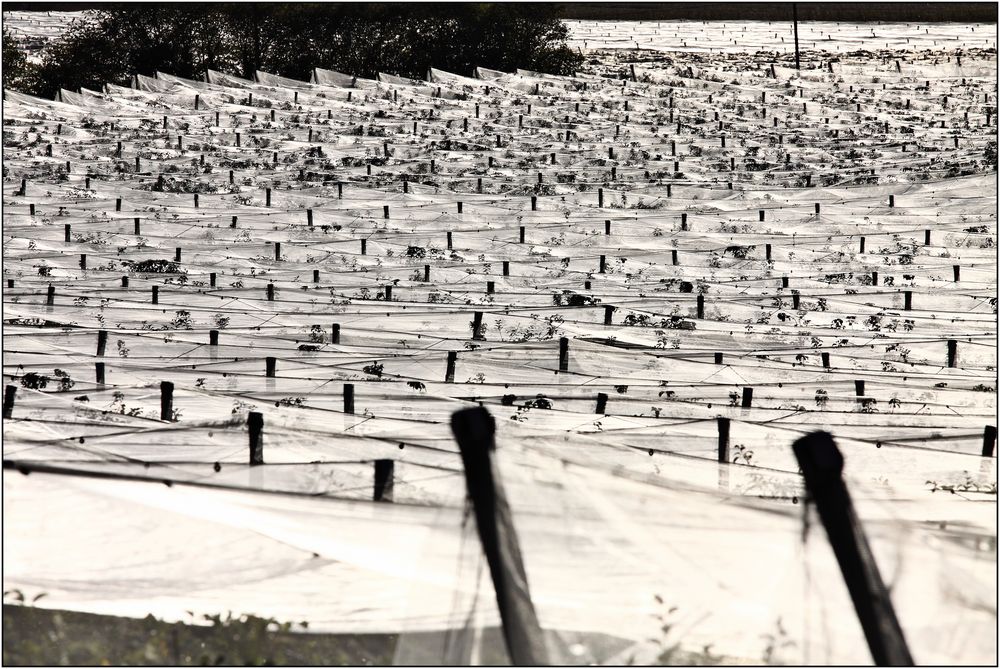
[5,3,584,98]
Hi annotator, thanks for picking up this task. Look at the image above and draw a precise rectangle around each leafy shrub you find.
[22,5,582,98]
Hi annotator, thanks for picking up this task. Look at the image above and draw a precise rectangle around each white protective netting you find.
[2,16,996,665]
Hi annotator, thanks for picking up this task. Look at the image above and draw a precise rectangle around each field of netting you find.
[3,18,997,665]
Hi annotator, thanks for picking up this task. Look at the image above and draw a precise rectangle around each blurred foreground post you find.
[450,407,548,665]
[792,431,913,666]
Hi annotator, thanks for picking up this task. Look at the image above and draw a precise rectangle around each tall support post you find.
[791,432,914,666]
[793,4,801,71]
[450,407,549,665]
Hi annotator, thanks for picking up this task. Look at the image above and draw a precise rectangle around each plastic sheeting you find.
[2,16,996,665]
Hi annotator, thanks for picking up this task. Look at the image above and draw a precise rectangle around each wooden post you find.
[384,285,392,301]
[209,330,219,346]
[445,351,457,383]
[160,381,174,421]
[983,426,997,458]
[947,339,957,368]
[209,272,216,287]
[266,188,272,207]
[331,324,340,344]
[152,286,159,304]
[888,195,895,208]
[383,205,390,219]
[275,242,281,262]
[472,312,484,341]
[121,277,129,288]
[373,459,394,502]
[80,254,87,270]
[904,291,912,311]
[64,224,71,242]
[741,387,753,408]
[603,305,615,325]
[174,247,182,263]
[265,357,276,377]
[531,196,537,211]
[558,337,569,372]
[860,237,866,254]
[715,353,724,365]
[697,294,705,319]
[822,352,831,368]
[343,383,355,414]
[598,188,604,208]
[599,255,606,274]
[855,380,865,403]
[447,231,453,249]
[96,330,108,357]
[46,285,55,306]
[95,362,105,385]
[486,281,495,295]
[717,416,730,462]
[519,226,525,243]
[248,412,264,466]
[361,239,367,255]
[871,271,878,286]
[596,392,608,414]
[953,265,960,282]
[924,230,931,246]
[424,264,431,282]
[266,283,275,301]
[449,407,549,665]
[3,385,16,419]
[307,209,313,227]
[791,432,914,665]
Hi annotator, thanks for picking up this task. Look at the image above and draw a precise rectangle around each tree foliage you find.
[12,3,583,98]
[3,29,38,92]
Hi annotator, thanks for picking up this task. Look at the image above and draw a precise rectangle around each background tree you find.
[3,29,38,92]
[11,3,583,98]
